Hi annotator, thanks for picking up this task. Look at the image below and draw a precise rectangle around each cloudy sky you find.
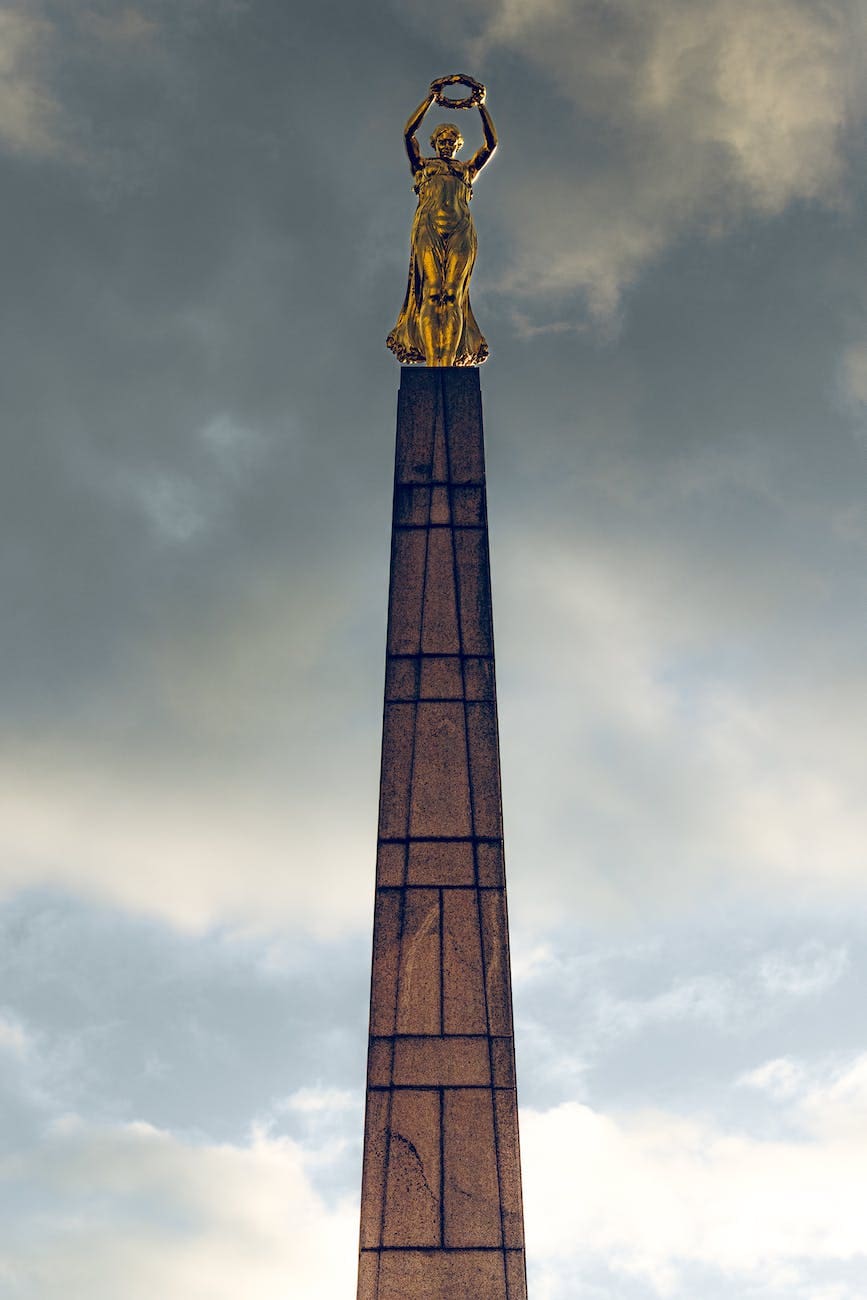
[2,0,867,1296]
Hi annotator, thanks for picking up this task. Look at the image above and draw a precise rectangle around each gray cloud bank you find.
[2,891,866,1298]
[2,0,867,931]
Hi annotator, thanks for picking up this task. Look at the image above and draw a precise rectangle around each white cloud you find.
[0,1011,31,1059]
[513,940,850,1087]
[595,975,735,1036]
[282,1087,356,1115]
[465,0,866,316]
[522,1054,867,1295]
[798,1054,867,1142]
[512,941,558,984]
[0,9,59,156]
[757,943,849,999]
[0,748,373,935]
[738,1055,809,1101]
[839,341,867,413]
[1,1117,358,1300]
[6,1038,867,1300]
[739,1051,867,1142]
[0,4,183,178]
[499,526,867,923]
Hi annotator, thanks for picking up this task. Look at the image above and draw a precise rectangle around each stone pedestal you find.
[357,368,527,1300]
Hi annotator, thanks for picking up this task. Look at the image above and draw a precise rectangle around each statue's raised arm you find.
[403,88,437,174]
[468,99,497,176]
[387,76,496,367]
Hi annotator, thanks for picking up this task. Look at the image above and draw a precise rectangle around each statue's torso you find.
[414,159,474,234]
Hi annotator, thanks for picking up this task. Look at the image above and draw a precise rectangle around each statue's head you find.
[430,123,463,158]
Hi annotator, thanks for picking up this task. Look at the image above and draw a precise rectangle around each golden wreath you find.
[431,73,486,110]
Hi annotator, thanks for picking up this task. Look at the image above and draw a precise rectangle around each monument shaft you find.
[357,368,527,1300]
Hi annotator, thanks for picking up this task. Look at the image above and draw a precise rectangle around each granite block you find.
[454,528,493,655]
[443,1089,502,1247]
[442,889,486,1035]
[451,484,484,525]
[370,890,401,1037]
[378,703,414,838]
[430,485,451,523]
[421,529,460,654]
[368,1037,393,1088]
[376,841,405,887]
[387,530,426,654]
[494,1089,525,1248]
[490,1036,516,1089]
[359,1089,390,1248]
[396,484,430,526]
[463,655,495,701]
[407,839,474,887]
[476,839,505,887]
[480,890,512,1036]
[393,1036,490,1088]
[409,703,472,838]
[505,1250,528,1300]
[377,1248,507,1299]
[396,889,441,1035]
[419,656,463,700]
[467,702,503,838]
[383,1088,442,1247]
[356,1250,379,1300]
[385,656,419,702]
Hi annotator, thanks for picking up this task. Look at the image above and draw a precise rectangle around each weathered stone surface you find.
[383,1088,442,1246]
[442,1088,502,1246]
[372,1249,507,1300]
[357,369,526,1299]
[409,703,472,837]
[407,839,475,887]
[370,891,401,1037]
[396,889,441,1036]
[442,889,487,1035]
[392,1036,490,1088]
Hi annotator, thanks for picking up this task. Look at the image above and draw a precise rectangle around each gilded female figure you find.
[387,75,497,367]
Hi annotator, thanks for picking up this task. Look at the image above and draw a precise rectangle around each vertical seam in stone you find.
[372,944,397,1252]
[371,1244,382,1300]
[453,376,511,1265]
[439,1085,446,1249]
[445,372,507,1256]
[404,396,433,842]
[438,885,445,1037]
[372,380,426,1278]
[430,380,447,1264]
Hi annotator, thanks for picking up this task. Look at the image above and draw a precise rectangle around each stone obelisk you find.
[356,367,527,1300]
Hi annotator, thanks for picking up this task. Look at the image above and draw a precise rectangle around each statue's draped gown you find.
[387,157,488,366]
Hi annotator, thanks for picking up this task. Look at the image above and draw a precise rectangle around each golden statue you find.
[387,74,497,367]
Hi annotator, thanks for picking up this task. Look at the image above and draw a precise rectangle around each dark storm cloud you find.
[2,0,404,718]
[0,0,522,759]
[3,0,867,930]
[0,3,453,927]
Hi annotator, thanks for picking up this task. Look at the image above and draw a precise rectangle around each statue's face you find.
[433,130,461,159]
